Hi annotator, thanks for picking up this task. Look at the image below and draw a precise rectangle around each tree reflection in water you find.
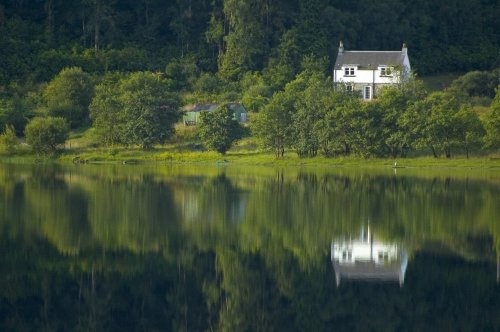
[0,164,498,331]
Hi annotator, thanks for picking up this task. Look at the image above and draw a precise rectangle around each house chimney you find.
[402,43,407,55]
[339,40,344,53]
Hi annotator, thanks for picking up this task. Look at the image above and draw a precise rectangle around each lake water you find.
[0,163,499,331]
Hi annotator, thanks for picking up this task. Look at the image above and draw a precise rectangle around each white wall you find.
[334,68,403,85]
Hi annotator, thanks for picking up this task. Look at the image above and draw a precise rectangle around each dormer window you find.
[380,67,393,77]
[344,67,356,76]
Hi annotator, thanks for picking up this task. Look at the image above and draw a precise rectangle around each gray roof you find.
[335,51,405,69]
[182,104,218,112]
[182,103,246,113]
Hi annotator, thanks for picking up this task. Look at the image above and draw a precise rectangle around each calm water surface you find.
[0,163,499,331]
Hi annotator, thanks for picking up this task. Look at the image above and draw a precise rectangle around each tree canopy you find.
[199,104,245,154]
[24,116,69,155]
[90,72,181,149]
[0,0,498,86]
[44,67,94,128]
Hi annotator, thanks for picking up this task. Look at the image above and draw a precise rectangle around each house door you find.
[364,86,372,100]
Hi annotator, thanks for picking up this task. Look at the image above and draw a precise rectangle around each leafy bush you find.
[199,104,244,154]
[0,125,19,155]
[24,117,69,155]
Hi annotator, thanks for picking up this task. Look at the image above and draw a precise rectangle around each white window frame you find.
[344,67,356,77]
[364,86,372,100]
[346,83,353,92]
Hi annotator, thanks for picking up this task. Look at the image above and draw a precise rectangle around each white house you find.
[333,41,411,100]
[331,225,408,287]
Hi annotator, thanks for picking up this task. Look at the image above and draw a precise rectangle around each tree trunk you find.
[94,0,100,52]
[44,0,54,45]
[465,138,469,159]
[430,145,438,158]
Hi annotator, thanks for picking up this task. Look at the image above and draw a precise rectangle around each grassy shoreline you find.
[2,145,499,169]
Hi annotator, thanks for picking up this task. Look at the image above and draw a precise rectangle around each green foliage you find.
[375,82,427,157]
[0,1,498,160]
[120,72,181,149]
[90,72,181,149]
[44,67,94,128]
[218,0,270,81]
[0,0,499,87]
[24,117,69,156]
[193,73,221,101]
[453,106,485,158]
[199,104,244,154]
[483,88,500,149]
[448,70,499,99]
[240,72,272,112]
[253,91,295,158]
[404,91,471,158]
[292,72,332,158]
[0,125,18,155]
[0,98,28,135]
[165,57,199,91]
[89,73,125,146]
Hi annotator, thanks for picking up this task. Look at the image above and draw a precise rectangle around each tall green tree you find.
[90,72,181,149]
[119,72,180,149]
[452,106,485,158]
[375,83,426,157]
[483,88,500,150]
[89,73,124,146]
[404,91,461,158]
[219,0,272,81]
[44,67,94,128]
[199,104,244,154]
[0,125,18,155]
[253,91,295,158]
[292,72,331,158]
[0,97,29,135]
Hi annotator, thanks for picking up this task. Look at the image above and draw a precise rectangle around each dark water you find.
[0,163,499,331]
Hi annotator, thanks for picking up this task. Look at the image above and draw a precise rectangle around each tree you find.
[448,70,499,100]
[483,88,500,150]
[218,0,271,81]
[0,97,30,136]
[292,73,331,158]
[325,99,372,157]
[375,83,427,157]
[453,106,485,158]
[119,72,181,149]
[240,72,272,112]
[165,57,198,91]
[44,67,94,128]
[193,73,221,103]
[89,73,124,146]
[404,92,461,158]
[199,104,244,154]
[24,117,69,156]
[253,91,295,158]
[90,72,181,149]
[0,125,18,155]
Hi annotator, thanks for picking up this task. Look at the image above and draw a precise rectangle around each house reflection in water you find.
[331,226,408,287]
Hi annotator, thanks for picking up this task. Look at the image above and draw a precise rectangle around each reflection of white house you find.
[333,41,411,100]
[331,226,408,286]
